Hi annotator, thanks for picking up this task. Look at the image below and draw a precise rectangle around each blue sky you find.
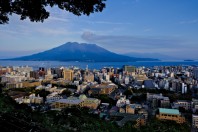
[0,0,198,59]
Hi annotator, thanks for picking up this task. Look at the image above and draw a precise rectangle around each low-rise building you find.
[0,67,12,75]
[46,87,66,94]
[52,98,84,109]
[88,83,117,96]
[156,108,185,123]
[77,84,88,93]
[126,104,142,114]
[147,93,170,108]
[83,73,94,82]
[172,100,191,110]
[109,113,146,128]
[46,92,63,103]
[138,109,148,120]
[160,97,170,108]
[52,94,100,110]
[1,75,26,83]
[134,74,148,85]
[119,103,143,115]
[6,82,23,88]
[22,81,41,88]
[192,98,198,109]
[29,94,43,104]
[116,95,130,108]
[192,114,198,128]
[15,94,43,104]
[82,97,101,109]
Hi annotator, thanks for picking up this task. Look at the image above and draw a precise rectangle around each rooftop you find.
[177,100,191,103]
[91,83,116,89]
[56,99,83,105]
[159,108,180,115]
[192,114,198,117]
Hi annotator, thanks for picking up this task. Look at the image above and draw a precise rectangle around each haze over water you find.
[1,60,198,70]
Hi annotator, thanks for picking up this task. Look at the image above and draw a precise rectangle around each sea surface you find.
[0,60,198,70]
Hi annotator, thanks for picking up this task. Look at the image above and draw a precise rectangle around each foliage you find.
[139,118,190,132]
[36,106,138,132]
[0,93,191,132]
[61,89,72,97]
[130,94,146,103]
[132,88,172,94]
[124,88,133,98]
[0,83,3,93]
[0,0,106,24]
[132,88,192,102]
[0,93,32,113]
[97,94,116,106]
[163,93,192,103]
[0,93,46,131]
[52,83,77,89]
[121,121,137,131]
[35,89,50,102]
[0,94,15,113]
[11,87,35,93]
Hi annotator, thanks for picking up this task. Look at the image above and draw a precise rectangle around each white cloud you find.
[180,19,198,24]
[143,28,152,32]
[74,19,133,25]
[35,27,69,36]
[48,17,69,23]
[81,31,197,59]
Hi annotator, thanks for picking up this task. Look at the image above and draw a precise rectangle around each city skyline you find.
[0,0,198,59]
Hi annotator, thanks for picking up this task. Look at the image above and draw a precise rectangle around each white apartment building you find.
[192,114,198,128]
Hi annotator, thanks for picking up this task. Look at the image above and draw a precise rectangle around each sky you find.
[0,0,198,59]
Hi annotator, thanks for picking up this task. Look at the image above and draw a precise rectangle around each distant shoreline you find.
[0,60,198,70]
[184,59,194,62]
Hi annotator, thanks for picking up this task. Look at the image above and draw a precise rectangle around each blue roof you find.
[159,108,180,115]
[144,80,155,88]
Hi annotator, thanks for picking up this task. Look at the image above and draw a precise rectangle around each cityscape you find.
[1,0,198,131]
[0,64,198,131]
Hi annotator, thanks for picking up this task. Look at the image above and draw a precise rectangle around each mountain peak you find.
[63,42,96,46]
[9,42,158,62]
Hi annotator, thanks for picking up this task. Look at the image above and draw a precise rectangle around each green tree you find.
[0,83,3,94]
[0,0,106,24]
[61,89,72,97]
[97,94,116,106]
[35,89,50,102]
[124,88,133,97]
[140,118,190,132]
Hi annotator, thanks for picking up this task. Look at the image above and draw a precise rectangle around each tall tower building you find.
[86,65,88,72]
[63,69,74,81]
[45,68,53,80]
[193,68,198,80]
[47,68,52,75]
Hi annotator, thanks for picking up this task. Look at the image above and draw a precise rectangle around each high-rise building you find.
[84,73,94,82]
[123,65,136,73]
[63,69,74,81]
[193,68,198,80]
[182,83,187,94]
[105,74,110,82]
[125,76,129,85]
[45,68,53,80]
[51,68,63,78]
[30,71,39,79]
[14,66,33,73]
[47,68,52,75]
